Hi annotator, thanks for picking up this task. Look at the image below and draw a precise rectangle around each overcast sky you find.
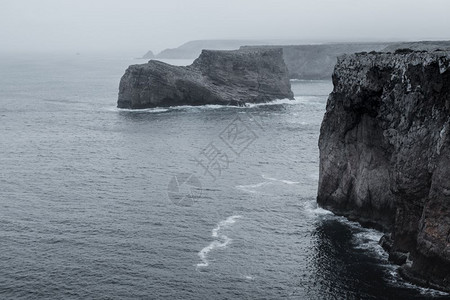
[1,0,449,55]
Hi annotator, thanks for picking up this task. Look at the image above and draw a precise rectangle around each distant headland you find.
[143,40,450,80]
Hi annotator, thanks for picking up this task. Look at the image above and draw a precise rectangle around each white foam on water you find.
[303,200,334,216]
[333,217,386,258]
[311,207,334,215]
[262,174,299,185]
[113,97,309,114]
[115,104,234,114]
[401,281,450,297]
[236,174,300,194]
[115,107,169,113]
[384,265,450,297]
[166,98,303,110]
[290,79,325,82]
[196,215,241,269]
[197,239,231,268]
[235,182,270,193]
[170,104,241,111]
[245,97,304,108]
[352,229,387,258]
[304,200,450,296]
[333,215,450,296]
[211,215,241,238]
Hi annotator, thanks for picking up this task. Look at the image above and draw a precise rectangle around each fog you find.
[1,0,449,55]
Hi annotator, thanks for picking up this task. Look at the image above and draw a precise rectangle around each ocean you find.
[0,53,448,299]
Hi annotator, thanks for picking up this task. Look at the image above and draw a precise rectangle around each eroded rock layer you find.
[118,48,293,109]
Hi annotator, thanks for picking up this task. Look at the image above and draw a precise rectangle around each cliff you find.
[318,50,450,291]
[142,40,392,79]
[242,43,390,79]
[118,48,294,109]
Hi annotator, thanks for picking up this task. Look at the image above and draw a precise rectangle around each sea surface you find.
[0,53,449,299]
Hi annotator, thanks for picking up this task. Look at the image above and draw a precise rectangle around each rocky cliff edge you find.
[318,49,450,291]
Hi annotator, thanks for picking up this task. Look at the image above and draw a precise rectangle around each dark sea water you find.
[0,54,449,300]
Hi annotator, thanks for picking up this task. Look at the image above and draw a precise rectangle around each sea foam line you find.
[303,200,334,216]
[262,174,299,185]
[235,182,270,193]
[196,215,241,268]
[236,174,299,194]
[113,97,310,114]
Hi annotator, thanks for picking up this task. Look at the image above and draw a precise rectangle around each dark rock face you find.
[318,50,450,291]
[118,48,294,109]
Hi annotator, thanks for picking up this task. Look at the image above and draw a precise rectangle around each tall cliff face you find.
[118,48,293,109]
[318,50,450,291]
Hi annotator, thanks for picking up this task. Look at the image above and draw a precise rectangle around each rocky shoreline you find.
[317,49,450,292]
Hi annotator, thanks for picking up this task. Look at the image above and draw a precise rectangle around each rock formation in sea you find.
[118,48,294,109]
[317,49,450,291]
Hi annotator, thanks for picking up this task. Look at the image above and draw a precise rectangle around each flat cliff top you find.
[337,50,450,68]
[333,50,450,92]
[191,48,284,66]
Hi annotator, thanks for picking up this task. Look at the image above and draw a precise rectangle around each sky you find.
[1,0,449,55]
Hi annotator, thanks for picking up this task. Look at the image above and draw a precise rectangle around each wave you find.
[290,79,330,82]
[351,227,386,258]
[196,215,241,269]
[262,174,299,185]
[235,182,270,193]
[112,106,169,113]
[302,197,450,296]
[112,97,315,114]
[236,174,299,194]
[303,200,334,216]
